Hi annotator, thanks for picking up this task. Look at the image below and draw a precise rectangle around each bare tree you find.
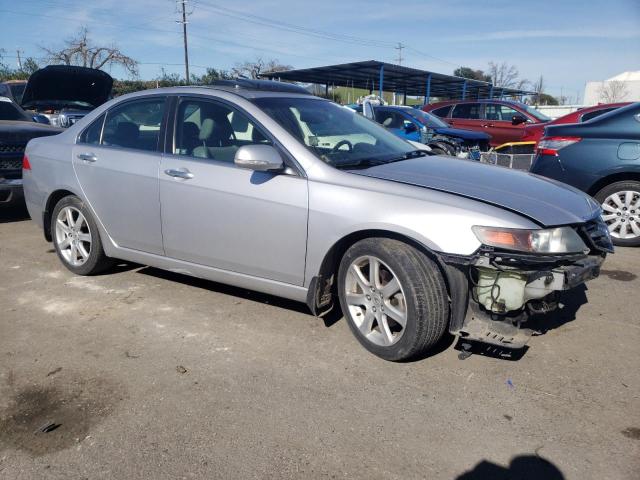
[487,61,528,89]
[42,27,138,76]
[531,75,545,104]
[598,80,629,103]
[232,57,292,79]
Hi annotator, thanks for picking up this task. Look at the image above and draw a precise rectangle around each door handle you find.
[164,168,194,179]
[77,152,98,163]
[482,123,495,128]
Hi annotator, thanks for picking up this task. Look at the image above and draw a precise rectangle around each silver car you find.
[23,79,613,361]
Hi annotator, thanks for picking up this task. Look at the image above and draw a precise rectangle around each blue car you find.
[530,102,640,247]
[372,106,491,159]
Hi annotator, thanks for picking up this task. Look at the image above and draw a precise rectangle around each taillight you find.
[22,154,31,170]
[537,136,581,156]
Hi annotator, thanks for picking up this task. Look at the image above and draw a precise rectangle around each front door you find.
[159,96,308,285]
[72,96,166,254]
[483,103,527,146]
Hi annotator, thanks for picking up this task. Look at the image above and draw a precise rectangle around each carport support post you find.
[403,91,407,105]
[379,64,384,100]
[462,80,467,100]
[489,85,494,99]
[425,73,431,105]
[325,84,329,97]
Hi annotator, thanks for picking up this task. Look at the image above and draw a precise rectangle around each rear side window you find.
[430,105,452,118]
[451,103,482,119]
[79,114,105,145]
[101,98,166,152]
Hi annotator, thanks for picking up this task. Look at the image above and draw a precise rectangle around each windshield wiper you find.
[334,150,428,170]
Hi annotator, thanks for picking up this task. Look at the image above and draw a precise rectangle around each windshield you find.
[522,104,551,122]
[9,84,26,104]
[405,108,449,128]
[0,99,30,121]
[253,97,423,168]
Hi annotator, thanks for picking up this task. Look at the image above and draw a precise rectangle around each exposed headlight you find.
[472,226,588,254]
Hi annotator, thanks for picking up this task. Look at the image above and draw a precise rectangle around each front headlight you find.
[472,226,588,254]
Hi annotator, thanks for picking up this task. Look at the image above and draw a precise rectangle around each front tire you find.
[337,238,449,361]
[595,181,640,247]
[51,195,113,275]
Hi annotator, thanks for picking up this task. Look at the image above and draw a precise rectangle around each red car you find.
[521,102,631,145]
[423,99,551,147]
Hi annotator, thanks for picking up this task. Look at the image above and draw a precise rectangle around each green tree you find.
[454,66,491,82]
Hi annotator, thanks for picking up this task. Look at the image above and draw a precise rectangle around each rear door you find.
[72,96,166,254]
[483,103,527,146]
[159,96,308,285]
[448,103,484,133]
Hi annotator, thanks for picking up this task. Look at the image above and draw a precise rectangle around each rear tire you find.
[51,195,114,275]
[337,238,449,361]
[594,181,640,247]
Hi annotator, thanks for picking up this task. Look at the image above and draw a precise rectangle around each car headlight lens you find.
[472,226,588,254]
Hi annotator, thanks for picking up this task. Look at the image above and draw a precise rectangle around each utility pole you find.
[177,0,190,84]
[395,42,404,65]
[16,49,23,70]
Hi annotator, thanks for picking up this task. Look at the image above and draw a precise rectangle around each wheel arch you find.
[307,229,468,325]
[43,188,81,242]
[588,171,640,197]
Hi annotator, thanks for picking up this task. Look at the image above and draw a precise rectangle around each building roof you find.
[607,71,640,82]
[260,60,534,100]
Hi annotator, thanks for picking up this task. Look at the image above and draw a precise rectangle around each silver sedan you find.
[23,80,612,361]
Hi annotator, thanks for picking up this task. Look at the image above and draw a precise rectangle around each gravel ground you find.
[0,202,638,480]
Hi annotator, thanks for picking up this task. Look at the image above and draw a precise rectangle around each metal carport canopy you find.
[261,60,534,101]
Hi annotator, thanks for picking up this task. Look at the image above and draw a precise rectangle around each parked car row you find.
[1,65,114,205]
[21,79,612,362]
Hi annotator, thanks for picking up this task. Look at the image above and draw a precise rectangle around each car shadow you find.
[456,454,565,480]
[527,284,589,334]
[0,200,30,224]
[136,266,312,315]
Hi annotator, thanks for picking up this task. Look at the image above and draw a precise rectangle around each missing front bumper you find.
[445,253,604,349]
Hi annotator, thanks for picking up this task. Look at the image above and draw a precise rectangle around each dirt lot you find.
[0,202,638,480]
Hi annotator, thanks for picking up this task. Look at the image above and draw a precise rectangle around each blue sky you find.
[1,0,639,101]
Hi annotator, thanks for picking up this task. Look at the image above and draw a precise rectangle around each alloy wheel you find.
[601,190,640,240]
[344,255,407,347]
[55,206,92,266]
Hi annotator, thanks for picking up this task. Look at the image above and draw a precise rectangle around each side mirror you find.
[234,144,284,172]
[33,114,50,125]
[404,122,418,133]
[512,114,527,125]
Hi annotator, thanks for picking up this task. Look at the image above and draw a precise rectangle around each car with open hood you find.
[23,79,612,361]
[21,65,113,128]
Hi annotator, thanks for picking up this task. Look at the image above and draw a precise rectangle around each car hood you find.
[433,126,490,141]
[350,156,601,226]
[21,65,113,111]
[0,120,63,143]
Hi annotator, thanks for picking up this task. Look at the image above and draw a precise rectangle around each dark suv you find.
[423,99,551,147]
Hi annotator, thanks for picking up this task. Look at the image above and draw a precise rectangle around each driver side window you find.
[174,99,271,164]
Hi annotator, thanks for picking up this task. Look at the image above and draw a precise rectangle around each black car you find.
[0,107,61,203]
[530,102,640,246]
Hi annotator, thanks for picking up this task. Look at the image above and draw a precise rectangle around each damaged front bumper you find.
[442,249,606,349]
